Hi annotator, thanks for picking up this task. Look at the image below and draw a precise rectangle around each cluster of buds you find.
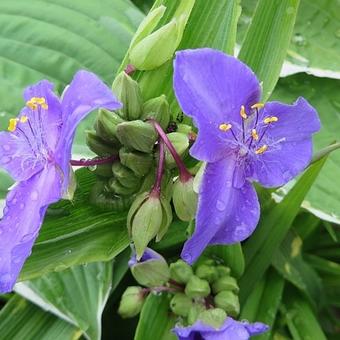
[88,69,198,253]
[118,248,240,330]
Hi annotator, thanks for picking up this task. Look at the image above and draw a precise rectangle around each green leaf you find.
[271,74,340,223]
[240,269,284,340]
[134,293,176,340]
[0,295,80,340]
[15,261,112,340]
[19,169,129,281]
[239,157,327,303]
[238,0,299,100]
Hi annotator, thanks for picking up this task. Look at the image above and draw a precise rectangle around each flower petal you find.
[0,165,62,293]
[128,247,164,267]
[56,70,122,192]
[173,48,261,162]
[181,156,245,264]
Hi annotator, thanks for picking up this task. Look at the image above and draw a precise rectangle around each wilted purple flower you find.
[173,317,269,340]
[0,71,121,292]
[173,48,320,264]
[128,247,165,267]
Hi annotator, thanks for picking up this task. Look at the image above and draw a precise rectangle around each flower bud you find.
[95,109,124,143]
[128,193,163,259]
[119,147,154,177]
[176,123,193,135]
[156,196,173,242]
[112,163,141,189]
[129,247,170,287]
[185,275,211,298]
[118,286,144,318]
[172,177,197,221]
[112,72,143,120]
[165,132,189,168]
[212,276,239,294]
[216,265,231,277]
[116,120,157,153]
[187,303,206,325]
[94,163,114,178]
[141,95,170,130]
[170,259,193,284]
[213,291,240,317]
[107,178,138,196]
[170,293,193,317]
[86,130,118,156]
[195,264,219,283]
[198,308,227,329]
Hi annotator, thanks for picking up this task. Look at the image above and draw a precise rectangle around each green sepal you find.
[212,276,239,294]
[119,147,154,177]
[107,178,137,196]
[216,265,231,278]
[94,163,114,178]
[169,259,194,284]
[165,132,189,168]
[95,109,124,143]
[170,293,193,317]
[198,308,227,329]
[214,291,240,317]
[185,275,211,298]
[195,264,219,284]
[85,130,118,156]
[116,120,157,153]
[187,303,206,325]
[112,163,141,189]
[118,286,144,318]
[141,95,170,130]
[156,195,173,242]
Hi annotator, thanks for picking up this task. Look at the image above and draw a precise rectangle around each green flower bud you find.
[165,132,189,168]
[212,276,239,294]
[213,291,240,317]
[107,178,137,196]
[156,196,173,242]
[128,193,163,259]
[187,303,206,325]
[130,249,170,287]
[119,147,154,178]
[172,177,197,221]
[141,95,170,130]
[86,130,118,156]
[170,259,194,284]
[185,275,211,298]
[112,72,143,120]
[216,265,231,277]
[94,163,114,178]
[198,308,227,329]
[170,293,193,317]
[176,123,193,135]
[95,109,124,143]
[195,264,219,283]
[118,286,144,318]
[116,120,157,153]
[112,163,141,189]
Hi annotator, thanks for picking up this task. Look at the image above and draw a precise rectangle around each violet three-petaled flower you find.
[173,48,320,264]
[0,71,122,292]
[173,317,269,340]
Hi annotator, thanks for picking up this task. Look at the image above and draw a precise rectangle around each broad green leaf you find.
[134,293,176,340]
[0,295,80,340]
[239,157,327,303]
[241,269,284,340]
[238,0,299,101]
[238,0,340,79]
[19,169,129,281]
[15,261,112,340]
[271,74,340,223]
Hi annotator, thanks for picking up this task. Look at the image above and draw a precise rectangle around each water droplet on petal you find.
[0,156,11,164]
[226,180,232,187]
[3,145,10,151]
[20,203,25,210]
[21,233,34,243]
[216,200,226,211]
[30,191,39,201]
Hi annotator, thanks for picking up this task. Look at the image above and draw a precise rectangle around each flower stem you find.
[150,140,165,197]
[149,119,192,182]
[70,155,118,167]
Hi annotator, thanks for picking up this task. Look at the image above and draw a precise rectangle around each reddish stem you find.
[149,119,192,182]
[150,140,165,197]
[70,155,118,167]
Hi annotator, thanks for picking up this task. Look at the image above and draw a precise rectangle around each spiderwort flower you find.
[173,318,269,340]
[173,48,320,264]
[0,71,122,292]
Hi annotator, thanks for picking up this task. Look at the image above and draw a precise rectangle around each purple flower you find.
[173,317,269,340]
[173,48,320,264]
[0,71,121,292]
[128,247,165,267]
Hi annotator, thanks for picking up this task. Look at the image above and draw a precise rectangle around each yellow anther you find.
[8,118,18,132]
[41,103,48,110]
[34,97,46,105]
[251,102,264,109]
[251,129,259,140]
[26,97,48,110]
[219,123,232,132]
[255,145,268,155]
[20,116,28,123]
[264,116,279,124]
[240,105,247,119]
[26,100,38,110]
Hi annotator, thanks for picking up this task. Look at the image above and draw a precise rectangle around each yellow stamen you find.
[219,123,232,132]
[264,116,278,124]
[240,105,247,119]
[251,129,259,140]
[8,118,18,132]
[255,145,268,155]
[20,116,28,123]
[34,97,46,105]
[26,97,48,110]
[251,102,264,109]
[41,103,48,110]
[26,100,38,110]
